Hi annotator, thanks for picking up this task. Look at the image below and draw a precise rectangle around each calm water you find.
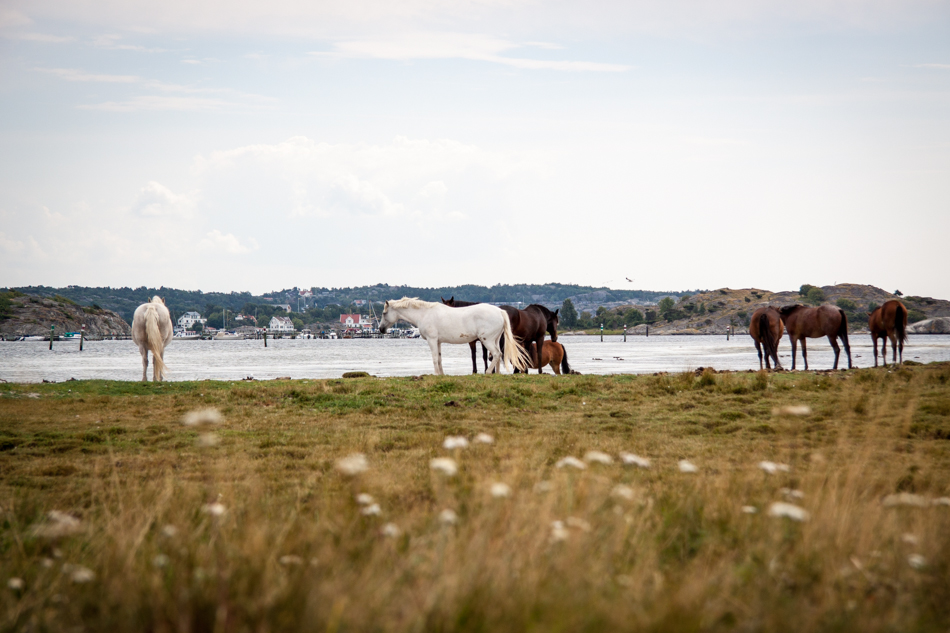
[1,335,948,383]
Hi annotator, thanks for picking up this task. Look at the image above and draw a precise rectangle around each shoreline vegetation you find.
[2,364,949,631]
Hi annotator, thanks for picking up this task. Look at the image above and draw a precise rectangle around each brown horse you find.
[778,304,851,370]
[500,304,558,374]
[441,296,488,373]
[749,306,783,370]
[526,340,576,375]
[869,299,908,366]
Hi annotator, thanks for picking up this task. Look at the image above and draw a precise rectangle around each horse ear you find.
[554,308,559,316]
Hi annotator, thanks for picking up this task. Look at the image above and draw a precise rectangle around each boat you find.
[214,332,243,340]
[175,331,200,340]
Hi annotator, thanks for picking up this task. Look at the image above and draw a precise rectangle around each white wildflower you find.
[279,555,304,566]
[430,457,458,477]
[767,502,810,522]
[490,482,512,498]
[678,460,698,473]
[474,433,494,444]
[7,578,24,591]
[611,485,635,501]
[182,408,223,427]
[901,533,919,545]
[66,565,95,583]
[932,497,950,506]
[197,433,220,447]
[550,520,569,542]
[742,506,758,514]
[356,493,375,506]
[908,553,926,570]
[201,502,227,517]
[882,493,928,507]
[335,453,369,476]
[361,503,381,516]
[566,517,592,532]
[40,558,54,569]
[152,554,170,568]
[32,510,82,539]
[555,456,586,470]
[161,525,178,538]
[443,436,469,450]
[381,523,401,538]
[774,405,812,416]
[758,461,790,474]
[619,453,651,468]
[780,488,805,500]
[584,451,613,465]
[439,509,458,525]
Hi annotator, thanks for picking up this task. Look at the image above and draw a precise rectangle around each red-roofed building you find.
[340,314,372,330]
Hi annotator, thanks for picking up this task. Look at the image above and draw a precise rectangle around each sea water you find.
[1,335,948,383]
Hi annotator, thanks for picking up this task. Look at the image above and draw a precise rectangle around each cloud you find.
[15,32,74,42]
[91,33,167,52]
[79,95,247,112]
[133,181,196,217]
[311,32,630,72]
[34,67,140,83]
[915,63,950,69]
[199,230,259,254]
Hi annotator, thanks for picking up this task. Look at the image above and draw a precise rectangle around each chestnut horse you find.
[441,296,488,374]
[778,304,851,370]
[526,340,576,375]
[749,306,783,370]
[869,299,908,366]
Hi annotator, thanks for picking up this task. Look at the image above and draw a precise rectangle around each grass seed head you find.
[550,520,569,542]
[381,523,401,538]
[443,436,469,450]
[356,493,375,506]
[882,493,928,507]
[908,553,926,570]
[474,433,494,444]
[742,506,758,514]
[774,405,812,417]
[678,460,699,473]
[780,488,805,500]
[439,509,458,525]
[201,502,227,517]
[32,510,82,539]
[65,565,95,583]
[611,485,635,501]
[490,482,512,498]
[584,451,613,465]
[7,578,24,591]
[758,461,791,474]
[361,503,382,516]
[620,453,651,468]
[767,502,809,522]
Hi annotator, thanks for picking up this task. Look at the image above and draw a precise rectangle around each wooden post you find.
[623,325,627,342]
[49,325,54,350]
[726,326,730,341]
[600,324,604,342]
[646,325,649,337]
[80,324,85,351]
[263,330,268,347]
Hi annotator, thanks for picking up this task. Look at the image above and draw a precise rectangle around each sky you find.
[1,0,949,298]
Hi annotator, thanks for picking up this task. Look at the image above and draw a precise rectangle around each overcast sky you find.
[1,1,948,297]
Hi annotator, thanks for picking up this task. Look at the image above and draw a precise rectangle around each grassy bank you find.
[2,365,950,632]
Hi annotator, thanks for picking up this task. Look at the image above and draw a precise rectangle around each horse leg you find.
[484,338,502,375]
[140,346,149,382]
[535,336,545,374]
[469,341,478,374]
[482,343,489,372]
[790,339,797,371]
[427,339,443,376]
[889,333,898,365]
[828,335,840,370]
[754,340,764,370]
[872,335,879,367]
[800,339,808,371]
[881,336,887,367]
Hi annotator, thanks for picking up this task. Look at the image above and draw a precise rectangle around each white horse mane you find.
[386,297,438,311]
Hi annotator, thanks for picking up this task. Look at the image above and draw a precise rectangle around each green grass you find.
[2,364,950,631]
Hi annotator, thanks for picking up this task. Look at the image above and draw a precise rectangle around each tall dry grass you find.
[1,364,949,631]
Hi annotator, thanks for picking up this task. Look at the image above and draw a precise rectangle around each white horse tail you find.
[501,311,531,373]
[145,305,167,380]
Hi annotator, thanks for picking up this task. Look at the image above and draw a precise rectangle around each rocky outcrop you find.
[0,294,131,338]
[908,317,950,335]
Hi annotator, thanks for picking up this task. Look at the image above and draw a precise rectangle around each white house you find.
[177,311,207,330]
[275,304,292,313]
[340,313,373,330]
[269,315,295,333]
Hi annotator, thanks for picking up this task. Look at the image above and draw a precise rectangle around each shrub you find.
[908,309,927,323]
[805,287,825,306]
[836,298,857,311]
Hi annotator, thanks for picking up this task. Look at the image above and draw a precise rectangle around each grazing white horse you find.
[378,298,530,375]
[131,296,173,381]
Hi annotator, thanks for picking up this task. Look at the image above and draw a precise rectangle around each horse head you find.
[548,308,559,341]
[440,296,455,306]
[378,300,394,333]
[778,304,802,321]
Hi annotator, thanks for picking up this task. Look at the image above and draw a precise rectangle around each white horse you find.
[131,296,173,381]
[378,298,530,375]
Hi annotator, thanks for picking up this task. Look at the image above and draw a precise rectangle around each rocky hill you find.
[619,284,950,335]
[0,292,131,338]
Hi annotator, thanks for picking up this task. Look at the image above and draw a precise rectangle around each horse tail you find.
[145,306,167,380]
[501,311,530,373]
[895,302,908,346]
[837,308,850,346]
[758,312,777,362]
[560,345,572,375]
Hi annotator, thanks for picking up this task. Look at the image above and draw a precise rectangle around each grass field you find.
[2,364,950,632]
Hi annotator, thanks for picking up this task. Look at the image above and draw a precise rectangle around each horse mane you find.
[150,296,164,305]
[779,304,804,316]
[527,304,555,317]
[387,297,438,311]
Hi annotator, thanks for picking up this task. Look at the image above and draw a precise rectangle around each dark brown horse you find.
[441,296,489,374]
[869,299,908,366]
[778,304,851,370]
[749,306,783,370]
[526,340,576,375]
[500,304,558,374]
